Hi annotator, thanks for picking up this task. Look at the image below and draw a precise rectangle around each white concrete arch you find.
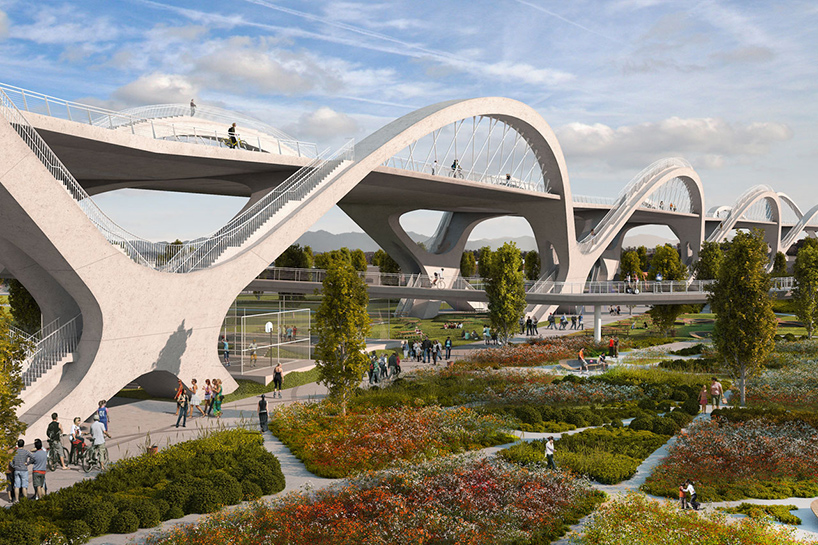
[778,192,803,219]
[708,205,732,219]
[706,185,781,245]
[781,203,818,253]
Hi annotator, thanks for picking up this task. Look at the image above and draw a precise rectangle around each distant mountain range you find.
[296,230,675,253]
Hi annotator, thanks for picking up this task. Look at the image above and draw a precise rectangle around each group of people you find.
[368,351,402,384]
[609,306,622,315]
[678,479,700,510]
[174,377,227,427]
[402,337,452,365]
[545,313,584,330]
[698,377,725,414]
[442,322,463,329]
[6,406,112,503]
[520,316,540,336]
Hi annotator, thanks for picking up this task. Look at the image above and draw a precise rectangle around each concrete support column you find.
[594,305,602,342]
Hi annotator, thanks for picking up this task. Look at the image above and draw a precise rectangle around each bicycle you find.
[46,435,69,471]
[431,278,446,289]
[81,438,108,473]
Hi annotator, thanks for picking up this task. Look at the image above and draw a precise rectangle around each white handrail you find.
[20,315,81,388]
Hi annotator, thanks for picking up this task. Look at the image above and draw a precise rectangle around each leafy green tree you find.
[314,259,370,415]
[648,244,686,281]
[637,245,649,272]
[7,280,40,334]
[460,251,476,278]
[485,242,526,344]
[372,249,401,274]
[771,251,788,277]
[0,312,30,467]
[477,246,494,278]
[619,250,641,280]
[303,245,314,268]
[156,239,187,267]
[708,229,777,406]
[693,241,724,280]
[275,244,312,269]
[350,249,367,272]
[314,248,354,269]
[523,250,541,281]
[647,305,691,337]
[792,242,818,338]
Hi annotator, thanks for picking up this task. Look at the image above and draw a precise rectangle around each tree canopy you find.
[8,279,40,334]
[619,250,642,280]
[350,249,368,272]
[372,249,401,274]
[485,242,526,344]
[636,246,649,272]
[771,251,788,277]
[477,246,494,278]
[792,239,818,338]
[460,251,476,278]
[313,259,370,414]
[708,229,776,405]
[523,250,541,281]
[648,244,686,281]
[0,312,30,467]
[274,244,313,269]
[693,241,724,280]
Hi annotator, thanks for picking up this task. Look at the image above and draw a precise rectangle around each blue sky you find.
[1,0,816,242]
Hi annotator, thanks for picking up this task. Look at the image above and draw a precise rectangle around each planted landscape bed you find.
[579,492,816,545]
[145,456,605,545]
[0,429,284,544]
[500,427,670,484]
[269,401,516,478]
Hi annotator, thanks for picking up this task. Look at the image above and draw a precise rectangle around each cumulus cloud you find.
[114,73,199,105]
[286,107,360,140]
[9,9,119,45]
[557,117,793,169]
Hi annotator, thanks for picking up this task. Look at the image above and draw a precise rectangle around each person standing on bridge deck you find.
[431,160,438,175]
[228,122,238,148]
[190,99,196,116]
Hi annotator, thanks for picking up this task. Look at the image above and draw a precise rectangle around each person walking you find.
[203,379,212,415]
[710,377,724,410]
[257,394,268,432]
[222,338,230,366]
[175,393,189,428]
[212,393,224,419]
[10,439,32,502]
[698,385,709,414]
[273,362,283,398]
[190,99,196,116]
[97,400,110,431]
[444,337,452,360]
[30,439,47,500]
[525,316,532,336]
[684,479,700,510]
[174,380,185,417]
[545,437,557,470]
[189,378,205,417]
[249,340,258,365]
[532,317,539,335]
[228,123,238,148]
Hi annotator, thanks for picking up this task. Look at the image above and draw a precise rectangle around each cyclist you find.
[46,412,68,470]
[228,123,238,148]
[90,413,111,470]
[451,159,462,178]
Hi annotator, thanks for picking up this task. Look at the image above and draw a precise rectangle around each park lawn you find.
[370,314,493,347]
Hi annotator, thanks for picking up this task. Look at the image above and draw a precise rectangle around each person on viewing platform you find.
[545,437,557,470]
[451,159,461,177]
[431,160,438,175]
[228,122,238,148]
[710,377,724,410]
[30,439,47,500]
[699,385,709,414]
[46,412,68,469]
[190,99,196,116]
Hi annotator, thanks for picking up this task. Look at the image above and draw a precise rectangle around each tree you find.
[372,249,401,274]
[647,305,692,337]
[637,245,649,272]
[619,250,641,280]
[485,242,526,344]
[7,279,40,334]
[0,312,30,468]
[350,249,367,272]
[314,259,370,415]
[708,229,777,406]
[648,244,686,280]
[275,244,312,269]
[693,241,724,280]
[477,246,494,278]
[460,251,476,278]
[314,248,353,269]
[771,251,788,277]
[524,250,541,280]
[792,241,818,338]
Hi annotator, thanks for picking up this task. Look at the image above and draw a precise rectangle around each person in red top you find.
[608,338,615,357]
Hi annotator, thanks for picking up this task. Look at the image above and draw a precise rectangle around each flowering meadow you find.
[746,358,818,409]
[146,456,604,545]
[269,402,515,478]
[465,337,609,367]
[642,419,818,501]
[578,493,818,545]
[475,378,643,406]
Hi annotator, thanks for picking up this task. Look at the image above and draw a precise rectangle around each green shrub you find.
[154,499,171,521]
[722,503,801,525]
[159,482,190,510]
[559,450,641,484]
[637,398,656,411]
[669,344,704,356]
[681,396,701,416]
[187,487,221,514]
[629,416,654,431]
[128,498,161,528]
[0,521,40,545]
[209,471,243,506]
[83,501,117,536]
[498,441,545,466]
[109,510,139,534]
[651,416,679,436]
[667,410,693,427]
[166,506,184,520]
[670,388,689,402]
[241,479,263,501]
[63,519,91,543]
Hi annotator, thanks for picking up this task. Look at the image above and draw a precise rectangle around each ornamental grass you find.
[746,358,818,410]
[642,419,818,501]
[146,456,604,545]
[269,402,516,478]
[578,492,817,545]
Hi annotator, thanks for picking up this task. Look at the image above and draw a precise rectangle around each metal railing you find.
[20,315,81,388]
[577,158,692,252]
[0,83,318,158]
[162,141,354,273]
[382,156,547,192]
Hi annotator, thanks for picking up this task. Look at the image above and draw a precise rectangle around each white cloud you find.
[0,10,9,38]
[114,73,199,105]
[286,106,360,140]
[9,9,119,45]
[557,117,793,169]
